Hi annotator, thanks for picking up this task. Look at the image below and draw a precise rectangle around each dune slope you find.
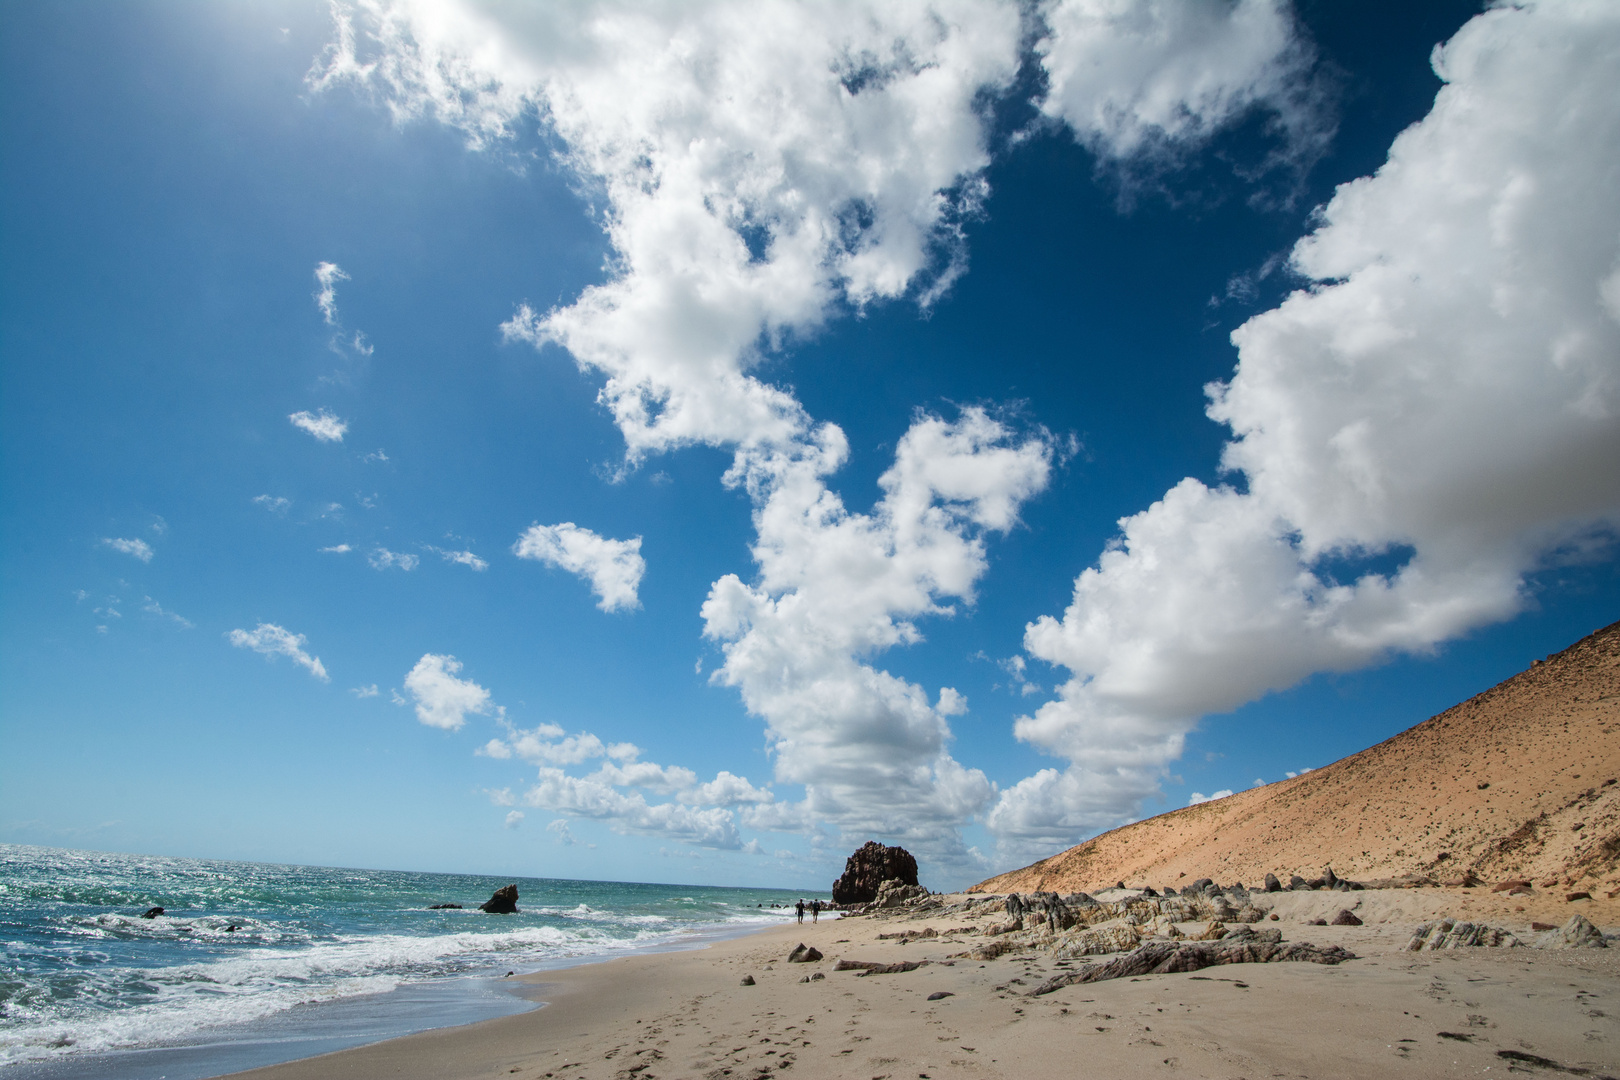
[974,620,1620,895]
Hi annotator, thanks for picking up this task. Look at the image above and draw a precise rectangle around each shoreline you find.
[217,888,1619,1080]
[0,912,803,1080]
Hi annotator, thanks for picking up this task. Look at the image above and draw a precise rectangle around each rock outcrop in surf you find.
[480,884,519,913]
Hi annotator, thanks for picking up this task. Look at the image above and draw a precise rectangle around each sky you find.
[2,0,1617,892]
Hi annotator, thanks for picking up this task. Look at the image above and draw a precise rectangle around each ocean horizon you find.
[0,844,824,1079]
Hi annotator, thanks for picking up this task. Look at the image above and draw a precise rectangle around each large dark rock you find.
[479,884,519,914]
[831,841,918,905]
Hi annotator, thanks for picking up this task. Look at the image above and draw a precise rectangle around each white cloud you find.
[369,547,419,570]
[351,683,380,698]
[1187,788,1233,806]
[363,448,389,463]
[1036,0,1330,182]
[1284,767,1313,779]
[227,622,330,682]
[142,597,193,628]
[504,809,524,829]
[315,0,1025,463]
[309,0,1349,866]
[992,2,1620,857]
[514,522,644,612]
[321,544,353,554]
[545,818,575,844]
[521,768,743,849]
[289,408,349,442]
[432,546,488,571]
[102,537,153,562]
[480,713,773,848]
[702,407,1051,859]
[253,494,292,514]
[149,516,168,536]
[314,261,348,325]
[403,653,492,730]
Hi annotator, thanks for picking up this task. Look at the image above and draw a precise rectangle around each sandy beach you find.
[225,888,1619,1080]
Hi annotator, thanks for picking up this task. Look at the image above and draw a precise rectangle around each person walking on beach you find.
[811,900,820,923]
[795,900,805,923]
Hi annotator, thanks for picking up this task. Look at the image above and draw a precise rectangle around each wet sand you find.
[224,891,1619,1080]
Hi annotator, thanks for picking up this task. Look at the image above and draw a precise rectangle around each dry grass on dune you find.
[974,619,1620,898]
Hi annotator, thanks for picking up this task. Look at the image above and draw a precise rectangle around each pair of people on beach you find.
[793,899,822,923]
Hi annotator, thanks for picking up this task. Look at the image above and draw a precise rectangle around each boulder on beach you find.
[1535,914,1607,949]
[786,943,823,963]
[831,841,919,905]
[1331,909,1363,926]
[479,885,519,914]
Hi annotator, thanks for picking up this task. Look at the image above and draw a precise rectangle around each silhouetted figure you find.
[795,900,805,923]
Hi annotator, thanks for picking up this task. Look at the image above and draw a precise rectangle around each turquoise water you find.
[0,845,815,1076]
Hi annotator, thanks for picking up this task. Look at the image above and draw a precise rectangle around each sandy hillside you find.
[974,619,1620,896]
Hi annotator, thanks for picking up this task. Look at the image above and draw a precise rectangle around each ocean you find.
[0,844,819,1079]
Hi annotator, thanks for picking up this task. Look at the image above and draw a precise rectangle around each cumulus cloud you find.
[1187,789,1234,806]
[310,0,1350,864]
[352,683,380,697]
[102,537,153,562]
[702,407,1051,859]
[992,2,1620,859]
[545,818,575,844]
[289,408,349,442]
[315,0,1028,463]
[227,622,330,682]
[1036,0,1331,186]
[314,261,348,324]
[521,769,744,849]
[369,547,419,570]
[480,713,774,847]
[321,544,353,554]
[403,653,493,730]
[504,809,524,829]
[514,523,644,611]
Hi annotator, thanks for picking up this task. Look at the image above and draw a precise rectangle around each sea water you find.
[0,845,814,1078]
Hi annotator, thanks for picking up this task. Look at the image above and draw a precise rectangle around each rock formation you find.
[1031,938,1356,991]
[479,884,519,914]
[1407,919,1521,949]
[1534,913,1607,949]
[832,841,919,905]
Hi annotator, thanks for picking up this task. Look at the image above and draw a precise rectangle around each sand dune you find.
[974,620,1620,897]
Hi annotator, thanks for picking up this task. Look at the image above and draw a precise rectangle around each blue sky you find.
[3,0,1617,891]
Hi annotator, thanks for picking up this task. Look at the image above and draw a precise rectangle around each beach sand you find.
[225,889,1619,1080]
